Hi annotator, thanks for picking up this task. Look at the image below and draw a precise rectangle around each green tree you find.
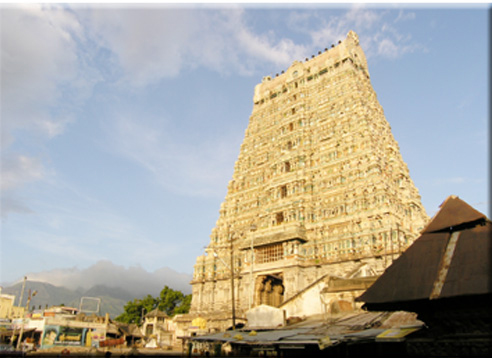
[115,287,191,324]
[158,286,184,316]
[115,294,157,324]
[174,294,191,315]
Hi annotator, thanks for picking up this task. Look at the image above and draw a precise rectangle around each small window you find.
[280,185,288,198]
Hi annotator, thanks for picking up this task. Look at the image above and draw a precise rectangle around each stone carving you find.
[190,31,429,320]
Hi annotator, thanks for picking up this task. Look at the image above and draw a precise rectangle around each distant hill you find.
[2,261,192,318]
[3,281,77,309]
[4,260,192,296]
[2,281,131,318]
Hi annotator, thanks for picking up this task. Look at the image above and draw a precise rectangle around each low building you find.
[357,195,492,356]
[280,270,378,319]
[36,311,122,350]
[141,308,173,348]
[4,306,128,352]
[115,322,144,347]
[0,293,24,320]
[0,293,15,319]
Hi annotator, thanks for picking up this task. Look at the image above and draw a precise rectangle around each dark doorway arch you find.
[255,274,284,307]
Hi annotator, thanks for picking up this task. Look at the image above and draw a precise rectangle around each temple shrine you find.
[189,31,429,328]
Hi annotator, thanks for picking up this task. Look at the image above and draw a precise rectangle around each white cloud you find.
[308,7,385,50]
[345,5,385,30]
[84,7,196,86]
[236,27,306,70]
[395,9,416,23]
[108,115,237,198]
[1,4,81,144]
[306,6,423,61]
[190,9,309,75]
[1,155,45,191]
[0,4,96,217]
[377,38,400,58]
[0,195,34,217]
[82,7,311,85]
[1,154,46,217]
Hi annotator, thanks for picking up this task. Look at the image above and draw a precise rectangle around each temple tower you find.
[190,31,428,322]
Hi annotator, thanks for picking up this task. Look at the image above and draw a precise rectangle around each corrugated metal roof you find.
[193,328,312,343]
[344,328,386,340]
[357,196,491,306]
[331,311,388,329]
[189,311,422,347]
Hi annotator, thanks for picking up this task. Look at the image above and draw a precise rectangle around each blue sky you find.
[1,3,489,286]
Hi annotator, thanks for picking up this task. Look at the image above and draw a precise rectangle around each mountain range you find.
[1,261,193,318]
[2,281,133,318]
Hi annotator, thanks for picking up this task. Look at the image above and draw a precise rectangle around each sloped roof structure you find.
[357,196,491,308]
[189,311,421,348]
[116,323,144,338]
[145,308,169,319]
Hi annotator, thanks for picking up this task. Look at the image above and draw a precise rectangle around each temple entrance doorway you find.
[254,274,284,307]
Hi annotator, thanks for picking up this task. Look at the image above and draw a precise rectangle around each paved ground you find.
[26,347,185,357]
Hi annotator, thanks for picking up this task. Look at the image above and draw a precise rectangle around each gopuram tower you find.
[190,31,428,325]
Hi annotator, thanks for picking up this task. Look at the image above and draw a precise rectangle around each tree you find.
[115,294,157,324]
[115,287,191,324]
[158,286,184,316]
[174,294,191,315]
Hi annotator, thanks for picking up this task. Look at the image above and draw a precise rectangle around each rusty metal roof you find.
[422,195,488,233]
[357,196,491,306]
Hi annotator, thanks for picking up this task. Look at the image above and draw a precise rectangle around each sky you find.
[1,3,489,287]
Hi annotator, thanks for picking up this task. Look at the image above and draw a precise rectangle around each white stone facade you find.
[190,31,429,324]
